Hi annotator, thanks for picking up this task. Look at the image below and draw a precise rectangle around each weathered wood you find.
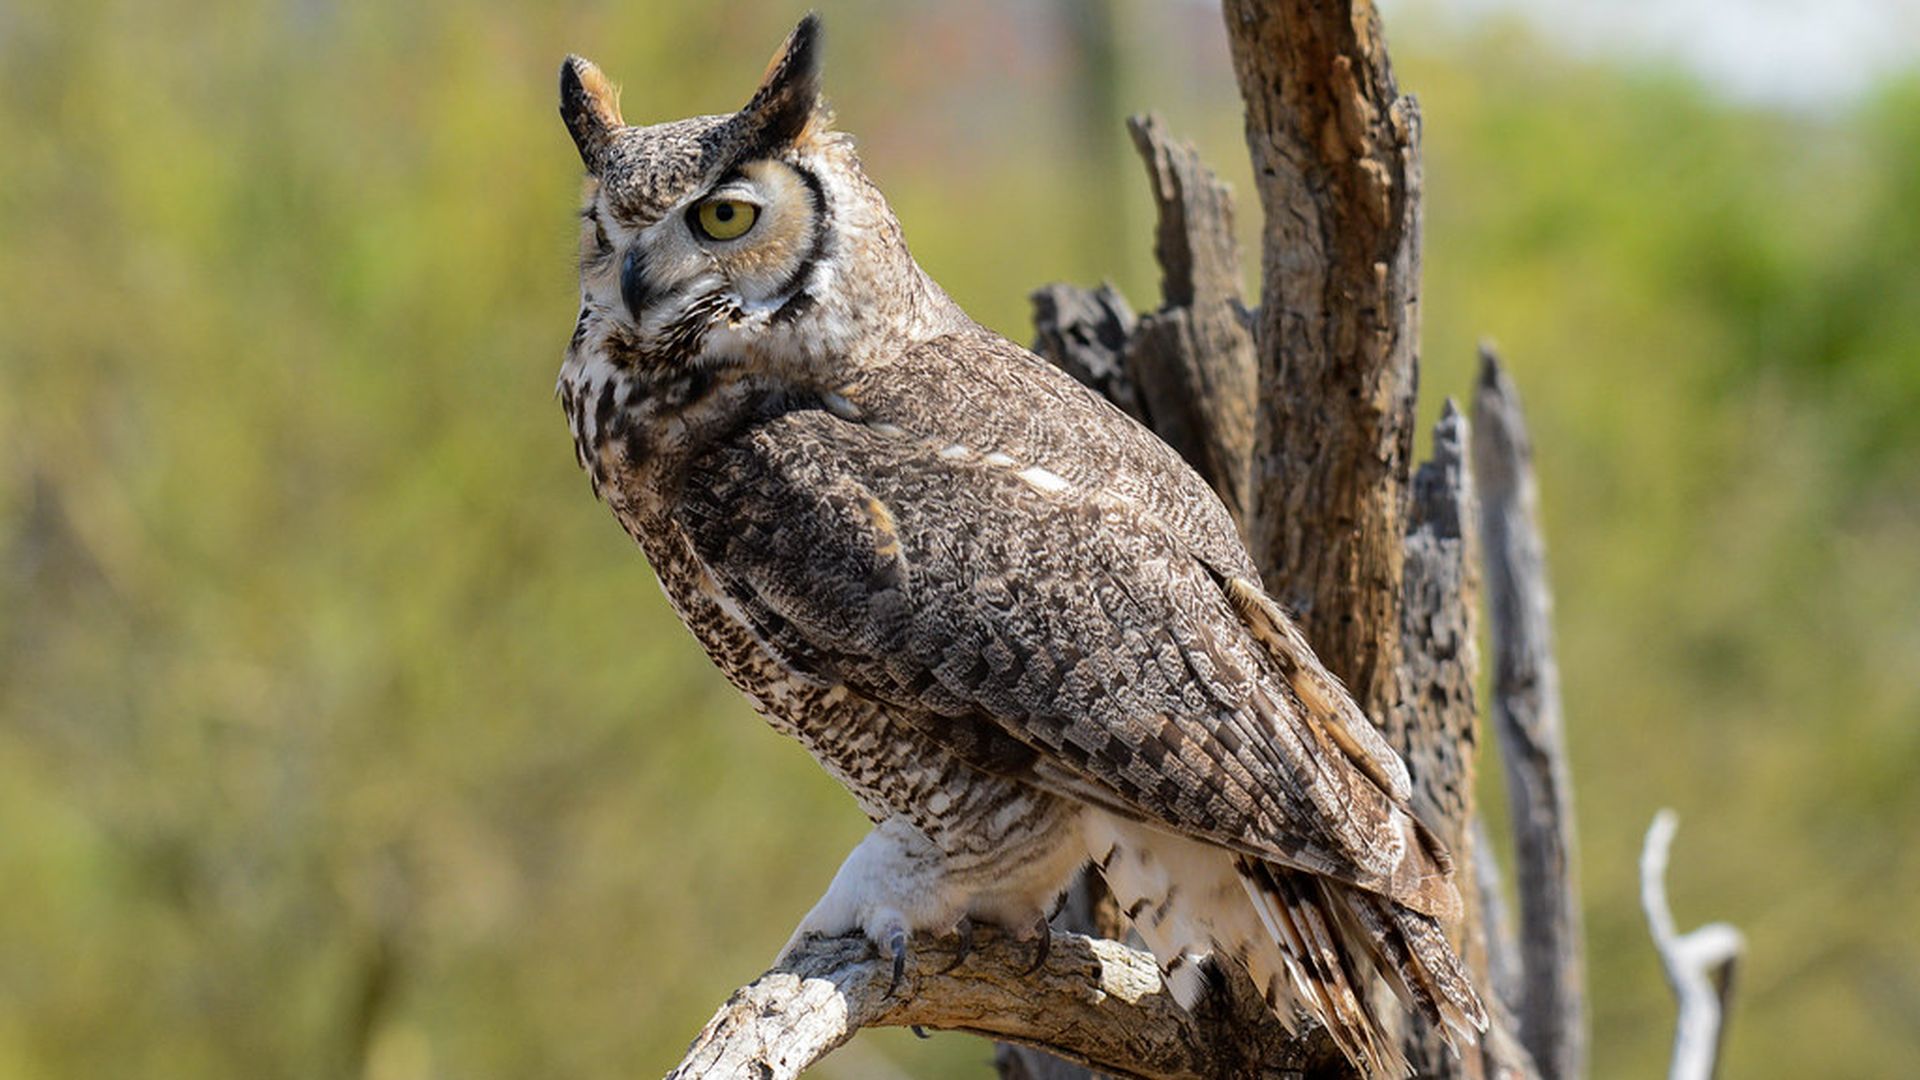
[1640,812,1742,1080]
[666,928,1340,1080]
[1390,400,1487,1079]
[1224,0,1425,725]
[1472,346,1586,1080]
[1390,403,1532,1080]
[1031,282,1143,422]
[991,873,1126,1080]
[1120,113,1258,529]
[1393,400,1480,848]
[1471,828,1540,1080]
[1473,818,1523,1012]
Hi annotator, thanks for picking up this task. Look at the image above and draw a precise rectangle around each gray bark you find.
[1391,402,1488,1080]
[1471,346,1586,1080]
[1119,113,1258,531]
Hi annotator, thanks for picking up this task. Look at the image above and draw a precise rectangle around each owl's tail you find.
[1085,813,1485,1080]
[1237,859,1487,1076]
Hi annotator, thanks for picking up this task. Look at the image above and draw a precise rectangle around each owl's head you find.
[559,15,955,393]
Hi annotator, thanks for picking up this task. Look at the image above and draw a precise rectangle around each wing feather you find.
[680,404,1457,916]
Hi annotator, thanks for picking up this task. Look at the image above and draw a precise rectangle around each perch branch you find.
[1471,345,1586,1080]
[991,871,1125,1079]
[665,928,1337,1080]
[1639,811,1742,1080]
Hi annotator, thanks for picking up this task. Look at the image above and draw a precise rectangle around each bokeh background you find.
[2,0,1916,1076]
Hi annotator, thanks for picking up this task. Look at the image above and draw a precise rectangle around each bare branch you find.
[993,874,1126,1080]
[665,928,1339,1080]
[1471,345,1586,1080]
[1640,812,1743,1080]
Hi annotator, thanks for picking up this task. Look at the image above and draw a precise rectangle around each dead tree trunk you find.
[1225,0,1423,726]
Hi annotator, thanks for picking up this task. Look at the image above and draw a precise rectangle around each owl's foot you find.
[939,916,974,973]
[884,923,910,995]
[882,915,981,993]
[776,819,967,977]
[1019,914,1052,974]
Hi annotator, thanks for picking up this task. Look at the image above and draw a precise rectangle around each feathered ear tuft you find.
[560,54,624,174]
[736,12,824,155]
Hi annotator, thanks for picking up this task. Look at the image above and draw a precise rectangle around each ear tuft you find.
[560,54,624,173]
[737,12,824,153]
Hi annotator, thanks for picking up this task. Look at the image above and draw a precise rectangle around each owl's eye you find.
[694,198,758,241]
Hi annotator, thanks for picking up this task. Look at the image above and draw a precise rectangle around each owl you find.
[554,15,1484,1077]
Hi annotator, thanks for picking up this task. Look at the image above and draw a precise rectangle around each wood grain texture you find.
[1031,282,1143,423]
[1393,401,1545,1080]
[1394,400,1479,852]
[1472,346,1585,1080]
[1121,113,1258,531]
[666,928,1343,1080]
[1223,0,1424,725]
[1391,401,1487,1080]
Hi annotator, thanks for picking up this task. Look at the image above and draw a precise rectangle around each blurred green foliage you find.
[1,2,1915,1077]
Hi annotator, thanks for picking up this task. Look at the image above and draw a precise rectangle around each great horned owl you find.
[554,15,1484,1076]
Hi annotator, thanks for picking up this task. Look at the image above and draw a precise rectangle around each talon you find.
[911,1025,931,1040]
[886,927,909,995]
[1021,918,1051,974]
[940,917,974,974]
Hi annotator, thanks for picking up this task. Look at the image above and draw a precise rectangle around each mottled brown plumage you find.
[553,16,1484,1076]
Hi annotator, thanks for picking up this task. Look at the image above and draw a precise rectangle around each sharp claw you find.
[1021,918,1051,975]
[886,928,909,995]
[911,1025,931,1040]
[940,917,974,974]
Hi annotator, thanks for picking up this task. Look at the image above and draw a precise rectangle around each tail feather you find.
[1084,813,1244,1009]
[1085,810,1486,1080]
[1250,861,1408,1078]
[1342,887,1489,1042]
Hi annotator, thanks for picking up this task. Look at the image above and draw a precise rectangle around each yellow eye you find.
[695,198,758,241]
